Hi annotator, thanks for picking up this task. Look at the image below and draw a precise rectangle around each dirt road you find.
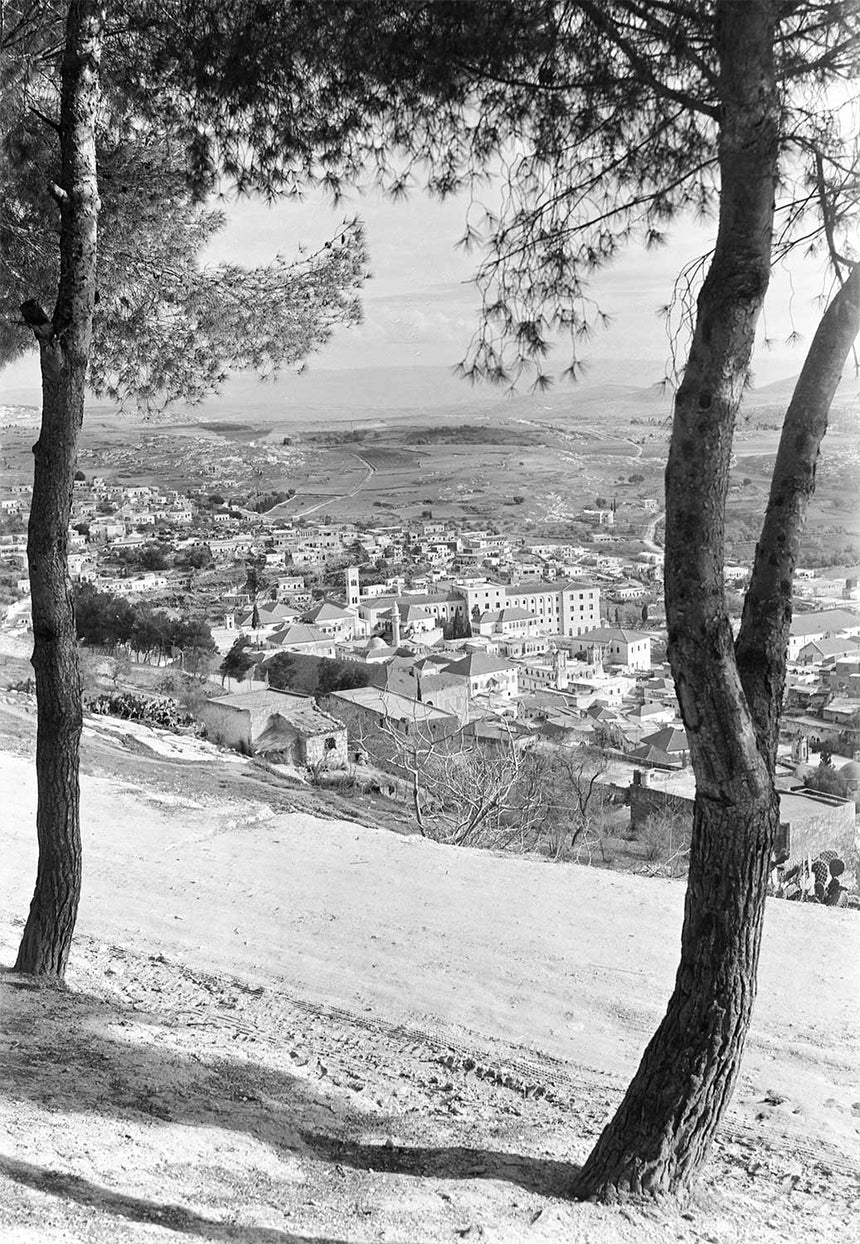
[293,454,376,518]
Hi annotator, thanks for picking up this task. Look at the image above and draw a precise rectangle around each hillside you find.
[1,701,858,1243]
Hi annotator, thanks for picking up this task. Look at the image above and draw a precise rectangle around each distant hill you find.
[3,359,856,428]
[148,359,672,425]
[743,370,860,407]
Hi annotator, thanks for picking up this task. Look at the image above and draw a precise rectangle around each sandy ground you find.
[1,699,859,1243]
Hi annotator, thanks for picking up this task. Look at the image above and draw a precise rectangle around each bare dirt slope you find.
[1,702,858,1243]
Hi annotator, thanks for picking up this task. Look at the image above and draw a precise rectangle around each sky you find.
[0,179,840,404]
[204,183,836,387]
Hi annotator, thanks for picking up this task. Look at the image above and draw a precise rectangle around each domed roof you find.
[367,635,387,650]
[838,759,860,779]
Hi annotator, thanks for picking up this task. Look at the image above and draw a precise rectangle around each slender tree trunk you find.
[575,270,859,1204]
[736,263,860,760]
[15,0,104,979]
[575,0,781,1200]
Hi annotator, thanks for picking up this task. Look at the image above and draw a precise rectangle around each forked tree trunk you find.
[574,0,781,1200]
[736,262,860,756]
[15,0,103,979]
[575,267,859,1205]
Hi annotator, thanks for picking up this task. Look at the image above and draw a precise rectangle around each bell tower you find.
[345,566,360,609]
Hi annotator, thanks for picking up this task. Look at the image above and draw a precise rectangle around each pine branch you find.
[29,104,61,133]
[813,150,853,281]
[579,0,719,117]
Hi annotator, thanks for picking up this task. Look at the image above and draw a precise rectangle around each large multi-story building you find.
[459,579,600,638]
[359,590,468,632]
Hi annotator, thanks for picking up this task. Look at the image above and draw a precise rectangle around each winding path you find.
[642,508,665,553]
[266,452,376,520]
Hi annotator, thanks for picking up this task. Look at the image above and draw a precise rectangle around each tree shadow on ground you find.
[1,973,582,1238]
[0,1156,350,1244]
[1,975,381,1162]
[302,1133,578,1200]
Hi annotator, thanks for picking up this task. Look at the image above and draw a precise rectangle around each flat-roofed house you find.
[197,689,346,766]
[323,686,461,745]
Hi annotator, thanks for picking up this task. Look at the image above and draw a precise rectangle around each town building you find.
[323,686,461,744]
[302,600,359,641]
[196,689,347,765]
[476,606,540,639]
[787,609,860,661]
[234,601,300,633]
[266,622,338,658]
[517,649,570,693]
[359,590,468,632]
[459,579,600,638]
[573,626,652,670]
[441,651,519,699]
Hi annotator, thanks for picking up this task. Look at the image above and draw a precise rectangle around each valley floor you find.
[1,703,858,1243]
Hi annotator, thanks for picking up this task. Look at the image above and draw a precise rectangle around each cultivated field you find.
[3,368,857,550]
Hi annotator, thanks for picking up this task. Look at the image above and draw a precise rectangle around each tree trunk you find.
[578,792,777,1198]
[575,266,859,1201]
[574,0,781,1200]
[15,0,104,979]
[736,263,860,761]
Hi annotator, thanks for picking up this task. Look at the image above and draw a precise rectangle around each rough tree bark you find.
[575,2,860,1201]
[736,262,860,758]
[574,272,859,1207]
[14,0,104,978]
[574,0,783,1199]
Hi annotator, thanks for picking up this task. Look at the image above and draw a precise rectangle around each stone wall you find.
[784,790,858,871]
[630,782,858,872]
[629,784,694,832]
[303,724,349,768]
[197,699,258,750]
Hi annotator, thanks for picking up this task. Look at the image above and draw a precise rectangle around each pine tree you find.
[3,0,858,1203]
[151,0,858,1201]
[1,0,366,979]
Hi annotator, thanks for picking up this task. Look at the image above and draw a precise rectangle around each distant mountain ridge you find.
[2,359,856,426]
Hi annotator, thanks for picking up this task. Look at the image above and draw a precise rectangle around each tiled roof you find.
[269,623,330,646]
[443,652,516,677]
[578,627,650,643]
[640,725,689,752]
[328,687,458,724]
[303,601,353,622]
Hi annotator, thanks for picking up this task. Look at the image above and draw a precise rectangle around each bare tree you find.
[636,807,692,878]
[365,715,620,860]
[367,714,546,848]
[537,747,613,862]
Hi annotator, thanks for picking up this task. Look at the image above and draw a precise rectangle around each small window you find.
[325,737,337,751]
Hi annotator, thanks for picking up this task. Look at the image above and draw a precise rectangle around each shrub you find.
[84,691,194,729]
